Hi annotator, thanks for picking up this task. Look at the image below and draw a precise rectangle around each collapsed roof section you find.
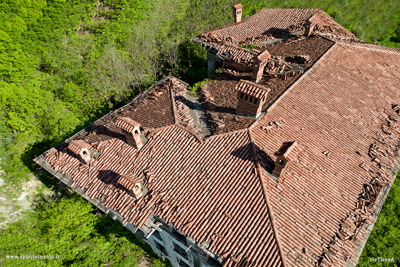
[193,9,354,48]
[33,7,400,267]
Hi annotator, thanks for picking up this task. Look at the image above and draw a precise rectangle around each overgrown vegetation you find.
[0,0,400,265]
[358,173,400,266]
[0,193,171,266]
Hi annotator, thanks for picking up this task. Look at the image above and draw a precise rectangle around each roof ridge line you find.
[247,129,287,267]
[170,85,178,124]
[335,41,400,55]
[205,128,248,140]
[173,124,203,144]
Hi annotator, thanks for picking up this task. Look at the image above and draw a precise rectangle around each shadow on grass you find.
[94,212,173,267]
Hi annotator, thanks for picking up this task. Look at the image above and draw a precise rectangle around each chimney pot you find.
[233,3,243,23]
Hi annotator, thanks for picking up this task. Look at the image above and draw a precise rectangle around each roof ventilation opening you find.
[69,140,93,164]
[235,80,270,118]
[273,141,301,177]
[233,4,243,23]
[116,117,143,149]
[251,50,271,83]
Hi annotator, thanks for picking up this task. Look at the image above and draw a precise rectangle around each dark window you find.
[253,97,257,104]
[249,96,253,103]
[134,130,139,135]
[136,229,145,239]
[240,92,244,99]
[172,231,187,246]
[156,241,168,256]
[178,259,190,267]
[153,230,162,241]
[278,159,284,166]
[244,94,248,101]
[237,10,241,15]
[173,243,189,260]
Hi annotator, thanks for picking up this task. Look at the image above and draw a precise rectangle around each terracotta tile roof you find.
[325,36,400,54]
[215,44,258,64]
[115,117,140,132]
[121,173,141,187]
[35,27,400,267]
[200,79,255,134]
[66,77,184,145]
[256,49,271,62]
[233,3,243,9]
[235,80,270,101]
[70,140,91,149]
[275,141,301,160]
[308,10,356,38]
[197,9,320,45]
[251,43,400,266]
[38,125,283,266]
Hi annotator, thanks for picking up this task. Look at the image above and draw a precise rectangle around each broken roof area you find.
[199,35,335,134]
[251,43,400,266]
[199,78,256,135]
[257,35,334,109]
[194,9,354,48]
[66,77,193,144]
[39,125,284,267]
[306,9,356,39]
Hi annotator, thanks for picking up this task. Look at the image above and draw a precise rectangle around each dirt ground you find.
[0,172,59,229]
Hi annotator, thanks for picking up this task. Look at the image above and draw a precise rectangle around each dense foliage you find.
[0,0,399,266]
[358,174,400,266]
[0,194,170,266]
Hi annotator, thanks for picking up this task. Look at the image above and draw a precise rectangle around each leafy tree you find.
[0,194,169,266]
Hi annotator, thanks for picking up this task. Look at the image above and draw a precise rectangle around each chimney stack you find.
[116,117,143,149]
[273,141,301,177]
[235,80,270,118]
[251,50,271,83]
[233,4,243,23]
[304,14,319,37]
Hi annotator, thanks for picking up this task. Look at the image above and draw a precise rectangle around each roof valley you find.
[247,129,286,267]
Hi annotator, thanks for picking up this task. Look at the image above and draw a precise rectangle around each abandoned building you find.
[34,5,400,267]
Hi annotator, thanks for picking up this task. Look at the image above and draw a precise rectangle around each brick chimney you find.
[273,141,301,177]
[233,4,243,23]
[235,80,270,117]
[251,50,271,83]
[121,173,148,200]
[116,117,143,149]
[304,15,319,37]
[69,140,92,164]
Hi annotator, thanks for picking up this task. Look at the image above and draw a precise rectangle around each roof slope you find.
[251,43,400,266]
[42,125,283,266]
[198,9,320,45]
